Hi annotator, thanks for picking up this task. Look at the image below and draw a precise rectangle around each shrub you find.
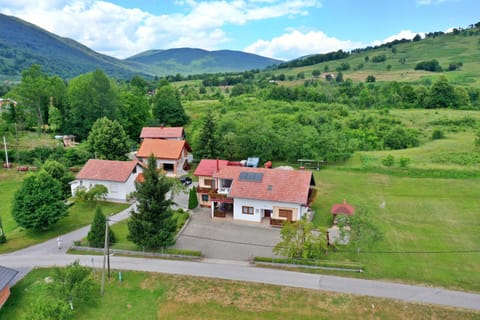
[382,155,395,167]
[399,157,411,168]
[431,129,445,140]
[188,187,198,209]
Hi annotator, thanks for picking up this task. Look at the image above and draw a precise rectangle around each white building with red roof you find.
[195,159,316,224]
[70,159,143,201]
[193,159,241,207]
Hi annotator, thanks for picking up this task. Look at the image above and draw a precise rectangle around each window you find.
[201,194,209,202]
[242,206,254,215]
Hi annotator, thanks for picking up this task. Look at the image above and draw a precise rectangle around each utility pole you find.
[3,136,9,168]
[100,218,110,296]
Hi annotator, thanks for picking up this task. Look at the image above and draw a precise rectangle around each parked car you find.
[180,176,192,186]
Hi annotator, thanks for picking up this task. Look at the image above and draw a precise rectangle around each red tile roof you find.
[194,159,230,177]
[331,200,355,215]
[76,159,139,182]
[137,139,188,160]
[140,127,184,139]
[214,166,314,205]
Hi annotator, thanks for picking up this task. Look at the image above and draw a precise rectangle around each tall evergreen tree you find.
[87,207,115,248]
[194,109,219,159]
[127,155,176,249]
[188,186,199,209]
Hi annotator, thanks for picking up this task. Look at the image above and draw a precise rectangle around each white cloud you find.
[0,0,321,59]
[244,29,363,60]
[370,30,425,46]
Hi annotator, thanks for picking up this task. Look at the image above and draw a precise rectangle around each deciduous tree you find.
[12,171,68,230]
[87,117,130,160]
[152,82,188,126]
[273,216,327,259]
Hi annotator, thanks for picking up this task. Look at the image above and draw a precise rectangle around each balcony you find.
[209,189,233,203]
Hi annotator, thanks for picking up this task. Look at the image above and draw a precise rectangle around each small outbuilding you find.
[0,266,18,309]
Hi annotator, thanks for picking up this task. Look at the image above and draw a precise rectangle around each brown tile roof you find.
[214,166,314,205]
[140,127,184,139]
[76,159,139,182]
[194,159,230,177]
[331,200,355,215]
[137,139,187,160]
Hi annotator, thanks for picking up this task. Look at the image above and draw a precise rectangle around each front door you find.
[263,209,272,218]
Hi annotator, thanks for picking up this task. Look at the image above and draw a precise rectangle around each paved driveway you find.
[174,208,281,261]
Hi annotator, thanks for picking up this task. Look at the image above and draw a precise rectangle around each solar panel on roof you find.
[238,171,263,182]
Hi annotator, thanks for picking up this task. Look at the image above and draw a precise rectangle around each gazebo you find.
[331,199,355,224]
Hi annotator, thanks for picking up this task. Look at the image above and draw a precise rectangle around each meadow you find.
[1,268,478,320]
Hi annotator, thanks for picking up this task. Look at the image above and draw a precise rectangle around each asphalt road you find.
[1,198,480,312]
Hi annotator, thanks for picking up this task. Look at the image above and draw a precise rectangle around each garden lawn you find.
[311,168,480,292]
[1,267,478,320]
[0,201,129,254]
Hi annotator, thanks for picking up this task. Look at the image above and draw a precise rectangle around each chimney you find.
[343,199,347,204]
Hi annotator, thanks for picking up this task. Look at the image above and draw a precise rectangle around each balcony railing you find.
[209,189,233,203]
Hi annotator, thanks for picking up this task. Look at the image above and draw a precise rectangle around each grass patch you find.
[0,185,129,254]
[1,267,478,320]
[311,168,480,292]
[73,209,196,256]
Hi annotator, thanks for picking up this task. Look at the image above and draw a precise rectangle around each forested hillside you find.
[0,14,150,80]
[125,48,281,75]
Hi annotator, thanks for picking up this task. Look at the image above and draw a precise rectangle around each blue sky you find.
[0,0,478,60]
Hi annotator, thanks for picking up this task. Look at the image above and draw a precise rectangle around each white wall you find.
[233,198,306,222]
[71,165,142,201]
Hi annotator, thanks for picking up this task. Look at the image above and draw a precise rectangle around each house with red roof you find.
[195,159,316,224]
[70,159,143,201]
[193,159,241,207]
[0,266,18,309]
[136,139,191,177]
[140,126,185,140]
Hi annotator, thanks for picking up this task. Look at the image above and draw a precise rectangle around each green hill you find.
[125,48,282,75]
[0,14,281,80]
[272,27,480,87]
[0,13,152,80]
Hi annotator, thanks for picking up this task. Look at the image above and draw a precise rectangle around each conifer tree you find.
[188,186,198,209]
[87,207,115,248]
[127,155,176,249]
[194,108,219,159]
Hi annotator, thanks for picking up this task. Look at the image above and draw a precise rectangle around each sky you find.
[0,0,479,61]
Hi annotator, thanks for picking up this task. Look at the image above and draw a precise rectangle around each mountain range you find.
[0,13,281,80]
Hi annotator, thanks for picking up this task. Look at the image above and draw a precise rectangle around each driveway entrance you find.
[173,208,281,261]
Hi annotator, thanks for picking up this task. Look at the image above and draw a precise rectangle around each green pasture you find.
[1,268,478,320]
[312,168,480,292]
[274,31,480,87]
[0,169,129,253]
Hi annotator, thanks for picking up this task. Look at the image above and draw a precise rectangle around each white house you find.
[70,159,143,201]
[209,165,315,225]
[136,139,191,177]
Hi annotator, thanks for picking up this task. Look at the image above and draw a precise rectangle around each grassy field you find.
[274,31,480,87]
[1,268,478,320]
[0,168,129,253]
[306,109,480,292]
